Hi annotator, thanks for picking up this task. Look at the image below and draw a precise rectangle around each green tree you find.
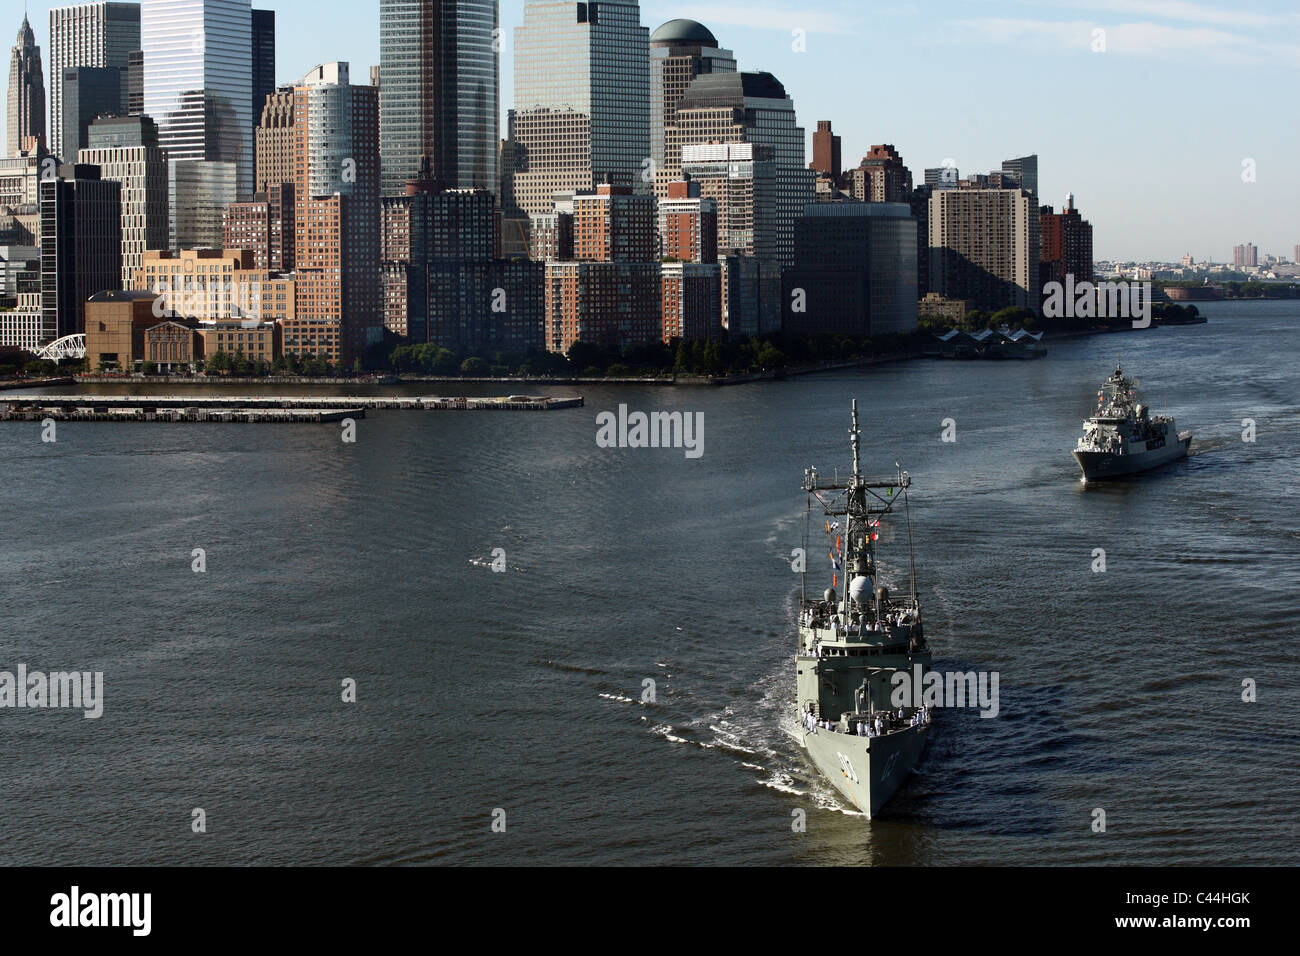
[460,356,489,375]
[566,341,607,372]
[989,306,1034,329]
[755,343,786,368]
[432,348,459,374]
[205,351,231,375]
[702,339,723,374]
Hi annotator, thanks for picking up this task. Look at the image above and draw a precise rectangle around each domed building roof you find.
[650,19,718,47]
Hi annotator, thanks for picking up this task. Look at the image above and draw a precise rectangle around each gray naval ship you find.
[795,401,932,818]
[1073,362,1192,481]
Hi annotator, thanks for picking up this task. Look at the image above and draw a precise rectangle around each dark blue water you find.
[2,300,1297,865]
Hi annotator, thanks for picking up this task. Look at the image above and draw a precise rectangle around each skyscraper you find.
[929,186,1040,313]
[168,158,236,249]
[223,182,294,271]
[40,162,123,340]
[658,179,717,264]
[379,0,499,196]
[49,2,139,162]
[783,202,918,336]
[810,120,840,180]
[680,142,777,260]
[648,18,734,197]
[126,49,143,114]
[544,183,660,354]
[250,8,275,186]
[675,71,813,266]
[925,165,959,190]
[254,87,294,192]
[381,160,543,353]
[61,65,124,157]
[8,15,46,156]
[289,62,380,363]
[1040,193,1093,293]
[511,0,650,215]
[658,179,721,343]
[78,113,168,286]
[141,0,253,198]
[1233,243,1257,268]
[681,141,781,334]
[251,9,274,116]
[1001,155,1038,196]
[852,144,912,203]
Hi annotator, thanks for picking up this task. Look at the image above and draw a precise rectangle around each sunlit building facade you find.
[141,0,252,198]
[511,0,650,214]
[379,0,499,196]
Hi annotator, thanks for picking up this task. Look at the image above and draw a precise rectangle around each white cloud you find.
[665,4,851,35]
[952,16,1300,64]
[1019,0,1299,30]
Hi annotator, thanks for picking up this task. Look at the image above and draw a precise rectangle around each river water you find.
[1,299,1296,865]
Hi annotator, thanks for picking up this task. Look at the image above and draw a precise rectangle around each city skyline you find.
[14,1,1297,261]
[11,1,1298,264]
[15,0,1294,261]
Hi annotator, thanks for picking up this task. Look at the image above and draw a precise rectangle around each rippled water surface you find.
[2,300,1297,865]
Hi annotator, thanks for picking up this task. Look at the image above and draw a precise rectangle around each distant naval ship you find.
[795,401,933,818]
[1073,362,1192,481]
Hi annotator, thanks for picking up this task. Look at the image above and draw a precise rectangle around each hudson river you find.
[2,300,1296,865]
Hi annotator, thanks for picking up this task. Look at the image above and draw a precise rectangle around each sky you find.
[17,0,1300,262]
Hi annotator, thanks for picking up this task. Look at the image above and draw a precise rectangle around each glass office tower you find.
[141,0,252,198]
[49,2,140,161]
[379,0,498,196]
[510,0,649,215]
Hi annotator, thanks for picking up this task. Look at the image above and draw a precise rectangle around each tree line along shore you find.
[0,301,1208,383]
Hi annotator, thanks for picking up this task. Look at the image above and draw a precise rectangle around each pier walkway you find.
[1,393,582,413]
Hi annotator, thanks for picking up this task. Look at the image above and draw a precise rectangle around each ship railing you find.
[801,614,917,635]
[828,707,932,738]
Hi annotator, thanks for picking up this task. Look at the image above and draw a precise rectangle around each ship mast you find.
[801,401,914,625]
[850,399,862,482]
[847,400,865,619]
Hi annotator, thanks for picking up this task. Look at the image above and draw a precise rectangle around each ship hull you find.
[1074,432,1191,481]
[800,721,930,817]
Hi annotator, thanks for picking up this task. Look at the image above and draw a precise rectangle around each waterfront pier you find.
[0,393,583,423]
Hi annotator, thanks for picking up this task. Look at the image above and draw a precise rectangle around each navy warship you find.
[795,401,932,817]
[1073,362,1191,481]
